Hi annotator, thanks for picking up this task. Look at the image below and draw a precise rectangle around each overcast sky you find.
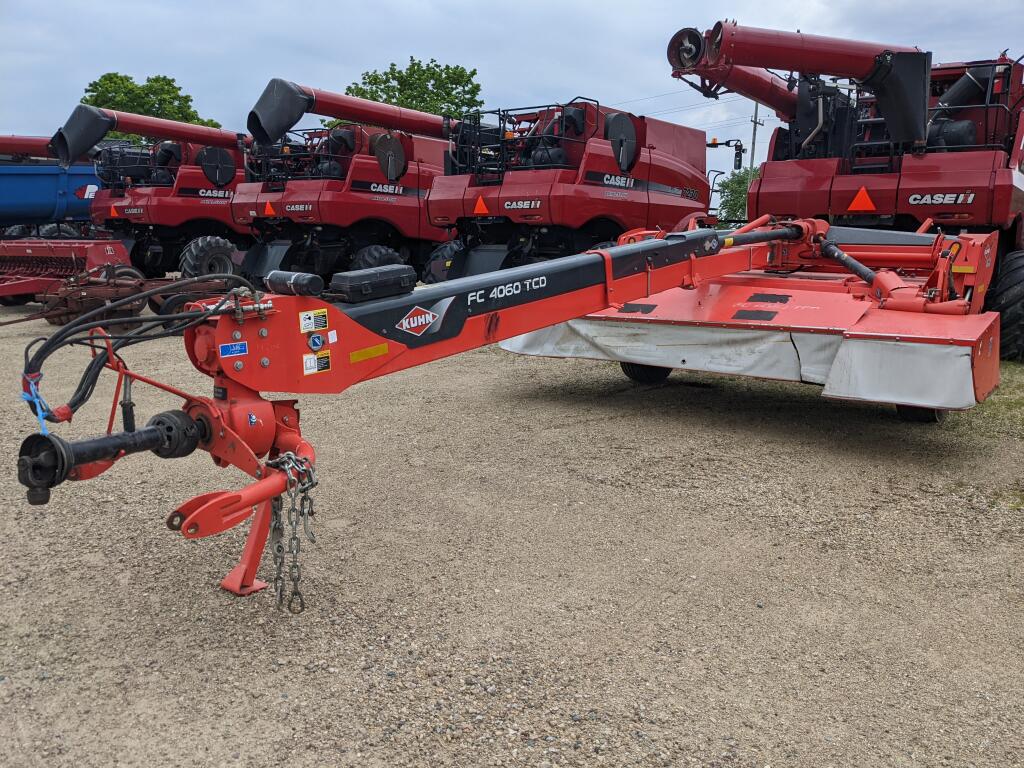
[2,0,1023,175]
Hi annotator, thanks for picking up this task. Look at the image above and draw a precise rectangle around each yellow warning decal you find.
[302,350,331,375]
[951,265,977,274]
[349,342,389,363]
[298,308,328,333]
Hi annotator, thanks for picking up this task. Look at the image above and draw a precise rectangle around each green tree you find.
[344,57,483,118]
[82,73,220,142]
[715,167,759,224]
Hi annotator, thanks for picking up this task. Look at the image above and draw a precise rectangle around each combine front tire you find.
[620,362,672,384]
[984,249,1024,360]
[38,223,77,239]
[2,225,31,239]
[349,244,403,271]
[179,236,238,278]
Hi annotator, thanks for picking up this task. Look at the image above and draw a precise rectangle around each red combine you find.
[424,99,710,279]
[52,106,251,278]
[666,20,1024,358]
[234,80,450,278]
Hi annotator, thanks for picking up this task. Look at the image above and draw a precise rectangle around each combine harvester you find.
[425,97,711,278]
[0,135,132,307]
[503,20,1017,421]
[51,105,252,277]
[17,218,995,608]
[236,79,451,278]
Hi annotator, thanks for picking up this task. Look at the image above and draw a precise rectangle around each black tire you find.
[38,223,77,239]
[179,236,238,278]
[896,405,946,423]
[0,294,33,306]
[984,249,1024,360]
[2,225,31,239]
[620,361,672,384]
[349,244,404,271]
[421,240,464,284]
[156,293,200,330]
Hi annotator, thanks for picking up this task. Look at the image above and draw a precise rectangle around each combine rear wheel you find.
[179,236,238,278]
[2,225,31,239]
[620,362,672,384]
[349,244,403,271]
[984,249,1024,360]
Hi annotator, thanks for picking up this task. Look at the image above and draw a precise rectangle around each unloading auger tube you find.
[15,220,951,609]
[51,105,249,168]
[247,78,454,145]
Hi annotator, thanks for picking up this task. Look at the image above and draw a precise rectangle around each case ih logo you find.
[504,199,542,210]
[603,174,636,189]
[285,203,313,212]
[199,188,232,199]
[370,182,404,194]
[908,192,976,205]
[396,306,438,336]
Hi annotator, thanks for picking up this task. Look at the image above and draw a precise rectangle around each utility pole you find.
[749,102,764,171]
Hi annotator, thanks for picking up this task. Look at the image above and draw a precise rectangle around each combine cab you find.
[426,99,709,278]
[236,80,449,280]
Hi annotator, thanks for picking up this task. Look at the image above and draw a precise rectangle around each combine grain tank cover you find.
[52,105,116,167]
[196,146,237,187]
[370,134,407,181]
[248,78,313,145]
[604,113,637,173]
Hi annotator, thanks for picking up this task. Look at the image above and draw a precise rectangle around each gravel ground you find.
[1,303,1022,767]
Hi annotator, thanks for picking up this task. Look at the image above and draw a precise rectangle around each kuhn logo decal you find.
[285,203,313,212]
[396,306,439,336]
[504,199,542,210]
[908,192,976,205]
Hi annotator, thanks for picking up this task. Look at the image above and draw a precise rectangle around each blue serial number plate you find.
[219,341,248,358]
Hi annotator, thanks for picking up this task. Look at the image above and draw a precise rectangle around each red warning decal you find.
[848,186,876,212]
[473,196,490,215]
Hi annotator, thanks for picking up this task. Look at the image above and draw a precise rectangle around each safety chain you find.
[266,452,317,613]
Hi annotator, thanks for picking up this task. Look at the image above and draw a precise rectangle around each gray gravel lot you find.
[1,304,1022,767]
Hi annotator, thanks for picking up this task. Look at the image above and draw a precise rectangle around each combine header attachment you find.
[235,79,450,279]
[16,219,999,608]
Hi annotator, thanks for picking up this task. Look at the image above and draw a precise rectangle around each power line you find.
[644,95,746,117]
[609,90,687,107]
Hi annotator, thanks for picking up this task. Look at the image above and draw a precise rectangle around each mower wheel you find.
[349,244,404,271]
[0,295,32,306]
[620,362,672,384]
[39,223,77,239]
[179,236,238,278]
[984,249,1024,360]
[896,405,946,423]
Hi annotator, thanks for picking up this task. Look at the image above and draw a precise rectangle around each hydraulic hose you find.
[818,240,878,284]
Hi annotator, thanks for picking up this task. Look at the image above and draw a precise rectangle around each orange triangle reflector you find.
[848,186,876,212]
[473,196,490,215]
[263,201,276,216]
[109,205,118,218]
